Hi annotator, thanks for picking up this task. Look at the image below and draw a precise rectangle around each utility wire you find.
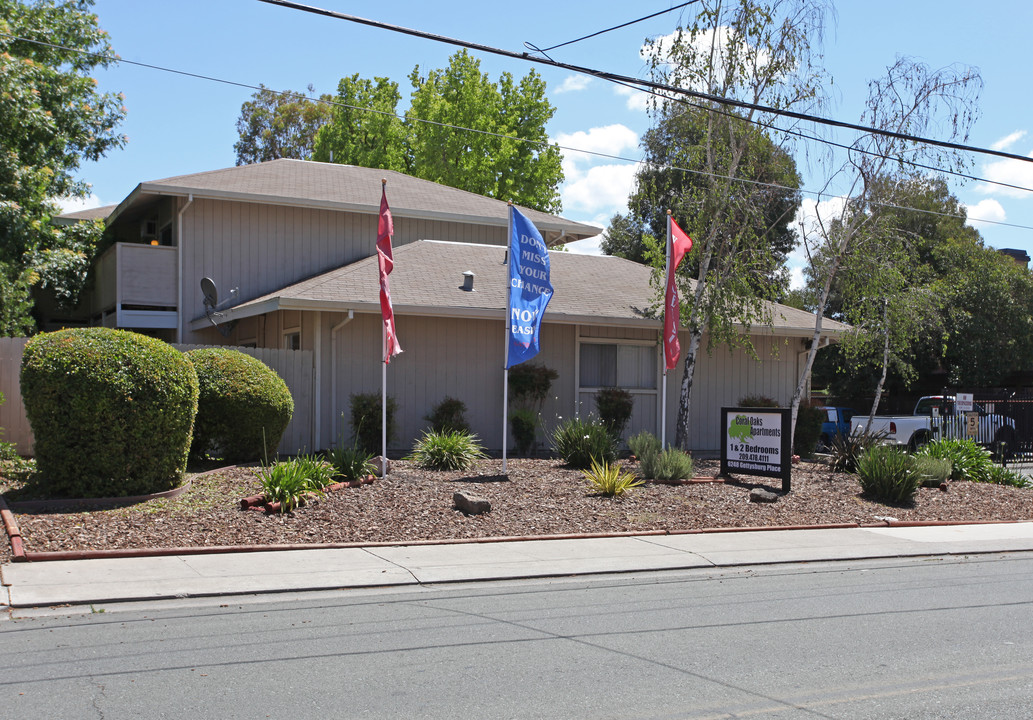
[4,31,1030,233]
[257,0,1033,167]
[528,0,700,53]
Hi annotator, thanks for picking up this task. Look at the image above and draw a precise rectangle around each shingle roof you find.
[130,159,598,240]
[53,204,117,224]
[221,239,849,337]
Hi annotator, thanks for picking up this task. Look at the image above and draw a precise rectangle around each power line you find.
[257,0,1033,167]
[3,32,1030,234]
[527,0,700,55]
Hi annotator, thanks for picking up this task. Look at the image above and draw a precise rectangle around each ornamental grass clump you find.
[829,426,888,473]
[917,438,992,482]
[856,445,921,505]
[258,457,327,513]
[627,430,661,462]
[325,444,377,482]
[912,455,952,488]
[409,430,487,471]
[552,416,616,469]
[582,458,643,498]
[640,447,694,483]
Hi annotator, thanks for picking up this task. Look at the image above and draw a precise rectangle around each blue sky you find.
[70,0,1033,283]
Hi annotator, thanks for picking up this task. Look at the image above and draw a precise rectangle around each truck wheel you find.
[908,432,930,453]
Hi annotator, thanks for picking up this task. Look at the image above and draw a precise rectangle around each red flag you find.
[663,217,693,370]
[377,184,402,363]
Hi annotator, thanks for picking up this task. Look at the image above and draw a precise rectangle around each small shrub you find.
[508,363,558,408]
[409,430,487,471]
[290,452,336,489]
[640,447,694,482]
[739,395,779,408]
[982,464,1031,488]
[0,390,17,462]
[582,458,643,497]
[595,387,634,440]
[917,438,992,482]
[830,426,888,473]
[258,458,324,513]
[350,393,398,456]
[627,430,661,462]
[20,328,198,498]
[552,416,617,469]
[857,445,921,504]
[325,444,376,482]
[794,404,825,459]
[509,408,539,456]
[912,455,952,487]
[187,348,294,462]
[424,397,470,434]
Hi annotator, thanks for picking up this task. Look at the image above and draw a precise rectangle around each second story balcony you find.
[92,242,178,330]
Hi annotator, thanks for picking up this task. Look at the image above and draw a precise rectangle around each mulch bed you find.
[3,458,1033,564]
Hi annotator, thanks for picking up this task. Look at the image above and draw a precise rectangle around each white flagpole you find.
[662,211,672,449]
[503,202,512,473]
[381,324,388,476]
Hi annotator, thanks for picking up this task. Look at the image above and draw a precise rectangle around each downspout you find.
[330,310,355,445]
[175,194,194,343]
[314,311,321,451]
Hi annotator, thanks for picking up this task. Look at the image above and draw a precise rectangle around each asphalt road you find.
[2,554,1033,719]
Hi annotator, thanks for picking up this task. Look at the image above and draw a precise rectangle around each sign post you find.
[720,407,793,492]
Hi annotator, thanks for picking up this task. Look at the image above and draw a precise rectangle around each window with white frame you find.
[283,330,300,351]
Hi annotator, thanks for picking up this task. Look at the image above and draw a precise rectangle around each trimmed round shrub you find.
[20,328,199,498]
[186,348,294,462]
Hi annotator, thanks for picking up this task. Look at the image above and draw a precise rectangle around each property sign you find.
[956,393,974,412]
[720,407,793,492]
[965,411,980,437]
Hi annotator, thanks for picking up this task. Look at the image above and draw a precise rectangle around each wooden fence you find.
[0,338,314,456]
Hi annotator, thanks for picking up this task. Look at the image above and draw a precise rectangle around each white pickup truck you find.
[850,395,1017,451]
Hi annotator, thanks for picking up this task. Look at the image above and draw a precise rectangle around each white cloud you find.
[976,150,1033,199]
[991,130,1027,152]
[554,124,639,164]
[794,195,847,257]
[554,74,592,94]
[561,163,638,217]
[964,198,1006,227]
[615,84,651,112]
[55,193,104,214]
[788,265,806,290]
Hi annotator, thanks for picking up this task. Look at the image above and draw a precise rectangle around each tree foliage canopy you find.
[311,50,564,214]
[0,0,126,335]
[234,84,333,165]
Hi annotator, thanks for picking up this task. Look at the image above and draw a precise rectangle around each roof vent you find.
[461,271,475,292]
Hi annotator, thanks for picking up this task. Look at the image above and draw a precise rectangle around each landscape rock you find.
[454,491,491,515]
[749,488,780,503]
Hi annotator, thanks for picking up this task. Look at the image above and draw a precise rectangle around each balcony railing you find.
[94,242,178,329]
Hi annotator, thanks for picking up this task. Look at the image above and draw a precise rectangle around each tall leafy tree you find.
[234,84,333,165]
[0,0,126,335]
[604,106,801,281]
[639,0,830,450]
[792,58,982,438]
[311,75,406,171]
[313,50,564,214]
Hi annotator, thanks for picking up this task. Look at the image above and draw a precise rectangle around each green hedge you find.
[186,348,294,462]
[20,328,199,498]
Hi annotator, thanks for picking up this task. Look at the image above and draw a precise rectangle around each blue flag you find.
[507,205,553,368]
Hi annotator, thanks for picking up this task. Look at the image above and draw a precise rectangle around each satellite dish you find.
[201,277,218,310]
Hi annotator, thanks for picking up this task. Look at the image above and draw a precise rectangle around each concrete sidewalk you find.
[4,523,1033,608]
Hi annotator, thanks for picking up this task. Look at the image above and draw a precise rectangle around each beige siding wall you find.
[325,313,574,453]
[178,198,506,343]
[662,333,804,451]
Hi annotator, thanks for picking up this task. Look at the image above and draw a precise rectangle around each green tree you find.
[0,0,126,335]
[311,74,407,171]
[641,0,830,450]
[234,84,333,165]
[604,106,801,283]
[792,57,981,441]
[313,50,564,214]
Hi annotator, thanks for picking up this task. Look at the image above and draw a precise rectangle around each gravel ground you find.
[4,458,1033,564]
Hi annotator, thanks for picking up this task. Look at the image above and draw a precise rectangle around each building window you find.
[283,331,300,350]
[579,343,656,389]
